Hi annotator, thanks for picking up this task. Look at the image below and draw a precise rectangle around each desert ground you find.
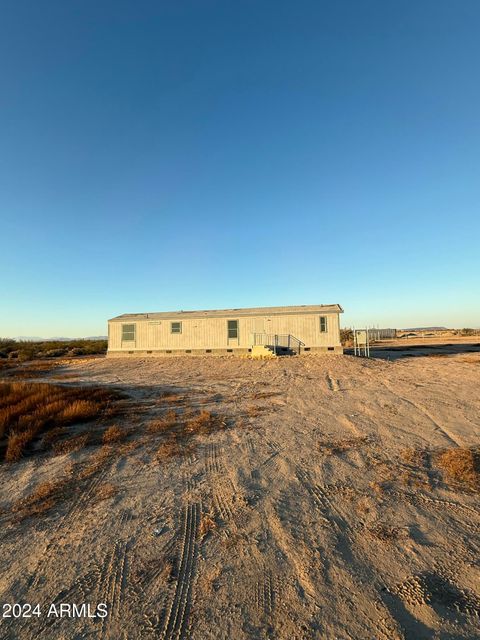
[0,351,479,640]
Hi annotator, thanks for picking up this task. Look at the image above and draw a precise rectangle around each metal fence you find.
[367,328,397,341]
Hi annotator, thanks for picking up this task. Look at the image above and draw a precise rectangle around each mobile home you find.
[107,304,343,357]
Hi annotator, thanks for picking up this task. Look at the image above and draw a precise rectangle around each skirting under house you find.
[107,304,344,357]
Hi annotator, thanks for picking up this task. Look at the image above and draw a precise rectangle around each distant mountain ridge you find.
[401,327,448,331]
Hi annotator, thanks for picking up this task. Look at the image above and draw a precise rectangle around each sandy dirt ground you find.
[0,353,479,640]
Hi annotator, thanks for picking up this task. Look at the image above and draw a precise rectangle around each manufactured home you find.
[107,304,344,357]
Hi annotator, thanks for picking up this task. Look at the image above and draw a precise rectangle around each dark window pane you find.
[227,320,238,339]
[171,322,182,334]
[320,317,327,332]
[122,324,136,341]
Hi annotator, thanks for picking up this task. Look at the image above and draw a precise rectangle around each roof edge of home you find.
[109,304,344,322]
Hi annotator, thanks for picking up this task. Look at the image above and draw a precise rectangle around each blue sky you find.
[1,0,479,337]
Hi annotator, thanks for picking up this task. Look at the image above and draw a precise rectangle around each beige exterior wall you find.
[108,311,341,354]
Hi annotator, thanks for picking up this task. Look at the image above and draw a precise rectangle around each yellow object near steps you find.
[250,345,277,359]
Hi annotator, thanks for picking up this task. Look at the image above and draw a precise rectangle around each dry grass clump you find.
[156,440,183,460]
[117,441,139,456]
[0,360,62,379]
[318,435,371,455]
[369,480,389,495]
[71,437,139,484]
[148,409,178,433]
[160,391,184,404]
[199,513,217,539]
[340,328,354,347]
[185,410,225,435]
[400,447,428,466]
[78,445,114,480]
[368,523,407,542]
[147,407,227,464]
[0,381,123,462]
[398,447,432,487]
[95,483,118,502]
[5,430,36,463]
[102,425,125,444]
[59,400,98,422]
[434,447,479,491]
[53,434,89,456]
[12,479,66,521]
[246,405,266,418]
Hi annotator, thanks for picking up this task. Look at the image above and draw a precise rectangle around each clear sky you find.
[1,0,479,337]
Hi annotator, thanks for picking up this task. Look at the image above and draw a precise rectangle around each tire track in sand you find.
[161,502,200,640]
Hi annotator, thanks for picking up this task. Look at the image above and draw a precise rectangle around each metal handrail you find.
[250,333,305,355]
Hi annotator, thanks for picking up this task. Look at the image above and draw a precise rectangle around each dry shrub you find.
[0,360,61,380]
[95,483,118,502]
[102,425,125,444]
[246,405,265,418]
[318,435,371,455]
[340,328,354,347]
[355,496,373,514]
[148,409,178,433]
[146,407,227,464]
[53,434,89,456]
[58,400,98,423]
[5,430,36,462]
[400,447,428,466]
[117,441,139,456]
[369,480,388,495]
[435,447,479,491]
[12,480,66,520]
[398,448,433,488]
[160,392,184,404]
[199,513,216,539]
[156,440,182,460]
[0,381,123,462]
[185,410,226,435]
[79,445,114,479]
[186,410,211,432]
[368,523,406,542]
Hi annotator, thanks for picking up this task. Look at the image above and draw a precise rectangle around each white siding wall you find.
[109,312,341,351]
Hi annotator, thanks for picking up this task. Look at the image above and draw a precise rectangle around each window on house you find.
[171,321,182,334]
[122,324,136,341]
[227,319,239,339]
[320,316,328,333]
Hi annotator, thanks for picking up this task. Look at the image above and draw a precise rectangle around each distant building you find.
[107,304,344,357]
